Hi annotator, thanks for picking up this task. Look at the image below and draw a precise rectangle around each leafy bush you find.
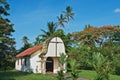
[88,52,111,80]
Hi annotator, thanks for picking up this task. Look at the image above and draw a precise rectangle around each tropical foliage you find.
[68,59,80,80]
[70,25,120,75]
[57,53,66,80]
[89,52,111,80]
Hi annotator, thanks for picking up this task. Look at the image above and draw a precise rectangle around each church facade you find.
[15,37,66,74]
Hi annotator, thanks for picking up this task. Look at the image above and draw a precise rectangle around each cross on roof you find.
[49,37,62,57]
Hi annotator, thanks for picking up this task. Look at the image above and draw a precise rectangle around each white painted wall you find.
[15,58,22,70]
[30,50,41,73]
[15,59,20,70]
[15,50,42,73]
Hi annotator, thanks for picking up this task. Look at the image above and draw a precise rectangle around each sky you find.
[7,0,120,49]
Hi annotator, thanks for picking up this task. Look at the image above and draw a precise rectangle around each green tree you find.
[69,43,93,70]
[22,36,29,46]
[99,42,120,75]
[69,25,120,75]
[57,53,66,80]
[57,6,75,29]
[62,6,75,32]
[57,14,67,28]
[58,53,66,71]
[0,0,16,70]
[0,0,10,16]
[19,36,32,53]
[64,6,75,22]
[39,21,57,41]
[89,52,111,80]
[33,36,42,45]
[68,59,79,80]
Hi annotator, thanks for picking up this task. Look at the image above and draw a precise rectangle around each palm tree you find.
[39,21,57,41]
[22,36,29,46]
[68,59,79,80]
[20,36,32,52]
[63,6,75,32]
[57,53,66,80]
[64,6,75,22]
[57,14,67,28]
[88,52,111,80]
[47,21,57,35]
[34,36,42,45]
[58,53,66,71]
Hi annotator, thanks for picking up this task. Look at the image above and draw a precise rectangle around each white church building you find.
[15,37,67,74]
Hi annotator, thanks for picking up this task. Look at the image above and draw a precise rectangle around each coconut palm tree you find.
[22,36,29,46]
[39,21,57,41]
[47,21,57,35]
[64,6,75,22]
[57,14,67,28]
[34,36,42,45]
[63,6,75,32]
[20,36,32,52]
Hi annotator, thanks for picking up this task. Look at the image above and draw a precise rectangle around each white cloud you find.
[114,8,120,13]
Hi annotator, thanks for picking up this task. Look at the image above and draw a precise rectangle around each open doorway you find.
[46,57,53,72]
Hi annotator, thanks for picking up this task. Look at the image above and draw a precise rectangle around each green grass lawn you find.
[0,70,120,80]
[79,70,120,80]
[0,70,57,80]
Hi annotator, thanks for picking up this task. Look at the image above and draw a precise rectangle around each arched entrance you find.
[46,57,53,72]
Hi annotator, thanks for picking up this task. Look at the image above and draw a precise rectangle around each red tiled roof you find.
[16,45,42,58]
